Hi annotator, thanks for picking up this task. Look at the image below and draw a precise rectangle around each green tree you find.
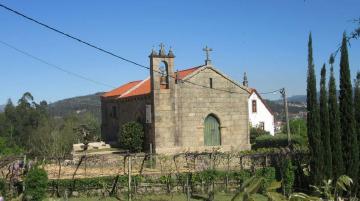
[283,119,307,138]
[328,54,345,181]
[319,64,332,179]
[354,72,360,157]
[24,166,48,201]
[339,32,359,186]
[306,33,323,185]
[355,72,360,193]
[118,122,144,153]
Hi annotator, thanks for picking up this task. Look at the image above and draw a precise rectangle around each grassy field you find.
[45,192,268,201]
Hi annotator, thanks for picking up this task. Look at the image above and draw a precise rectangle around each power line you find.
[0,3,149,70]
[0,40,116,88]
[0,3,282,96]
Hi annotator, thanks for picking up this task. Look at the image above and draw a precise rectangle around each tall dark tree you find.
[306,33,323,184]
[355,72,360,158]
[339,32,359,185]
[319,64,332,179]
[328,54,345,180]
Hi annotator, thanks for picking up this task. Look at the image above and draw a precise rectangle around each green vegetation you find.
[281,159,294,197]
[0,92,101,158]
[0,178,5,197]
[0,136,22,156]
[24,166,49,201]
[250,127,270,144]
[319,64,332,179]
[44,192,268,201]
[118,121,144,153]
[354,72,360,159]
[282,119,307,139]
[339,32,359,186]
[48,92,103,120]
[306,33,324,185]
[328,55,345,180]
[252,134,306,149]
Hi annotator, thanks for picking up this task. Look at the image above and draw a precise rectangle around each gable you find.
[181,65,250,93]
[249,90,274,115]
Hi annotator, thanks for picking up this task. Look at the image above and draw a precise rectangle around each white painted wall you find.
[248,92,275,135]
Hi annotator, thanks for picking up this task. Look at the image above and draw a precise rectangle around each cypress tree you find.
[320,64,332,179]
[339,32,359,185]
[328,54,344,180]
[355,72,360,156]
[306,33,323,184]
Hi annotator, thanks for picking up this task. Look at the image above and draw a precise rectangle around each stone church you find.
[101,45,251,154]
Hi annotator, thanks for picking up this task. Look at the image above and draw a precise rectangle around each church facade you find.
[101,45,251,154]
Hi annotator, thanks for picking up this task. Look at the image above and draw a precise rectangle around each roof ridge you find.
[178,65,203,72]
[119,77,150,98]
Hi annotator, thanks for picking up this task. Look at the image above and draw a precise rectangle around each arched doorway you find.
[204,114,221,146]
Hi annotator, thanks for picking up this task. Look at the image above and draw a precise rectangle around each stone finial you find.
[202,45,213,65]
[149,46,158,57]
[243,72,248,87]
[167,46,175,58]
[159,43,166,56]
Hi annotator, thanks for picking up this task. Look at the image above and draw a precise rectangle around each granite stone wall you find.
[101,95,152,149]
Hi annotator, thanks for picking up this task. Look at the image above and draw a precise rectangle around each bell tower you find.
[149,43,177,153]
[149,43,175,91]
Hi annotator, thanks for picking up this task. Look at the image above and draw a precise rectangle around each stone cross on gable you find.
[159,43,165,51]
[203,45,213,65]
[159,43,166,56]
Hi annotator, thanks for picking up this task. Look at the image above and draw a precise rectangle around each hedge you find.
[252,134,307,149]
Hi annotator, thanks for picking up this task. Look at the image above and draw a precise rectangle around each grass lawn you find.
[45,192,268,201]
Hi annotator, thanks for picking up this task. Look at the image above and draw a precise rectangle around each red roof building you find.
[101,67,200,100]
[101,45,251,154]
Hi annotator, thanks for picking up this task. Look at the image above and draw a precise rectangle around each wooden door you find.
[204,115,221,146]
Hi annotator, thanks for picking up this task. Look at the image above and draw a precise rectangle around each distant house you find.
[101,45,251,154]
[243,73,275,135]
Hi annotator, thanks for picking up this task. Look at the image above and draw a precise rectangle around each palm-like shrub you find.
[231,175,354,201]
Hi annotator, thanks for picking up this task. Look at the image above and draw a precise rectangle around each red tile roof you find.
[176,66,200,80]
[102,81,141,98]
[120,78,151,98]
[102,66,201,99]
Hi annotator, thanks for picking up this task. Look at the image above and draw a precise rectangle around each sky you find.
[0,0,359,104]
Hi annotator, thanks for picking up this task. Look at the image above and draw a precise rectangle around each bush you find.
[118,122,144,153]
[282,119,307,139]
[24,166,48,201]
[231,170,252,185]
[252,134,307,149]
[0,137,22,156]
[250,127,270,144]
[255,167,276,193]
[282,159,294,196]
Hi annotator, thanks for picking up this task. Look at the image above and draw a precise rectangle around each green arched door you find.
[204,115,221,146]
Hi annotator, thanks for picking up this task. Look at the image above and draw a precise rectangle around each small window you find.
[252,100,257,113]
[259,122,265,130]
[112,106,117,118]
[209,78,213,88]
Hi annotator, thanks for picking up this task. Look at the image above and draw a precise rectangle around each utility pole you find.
[280,88,291,146]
